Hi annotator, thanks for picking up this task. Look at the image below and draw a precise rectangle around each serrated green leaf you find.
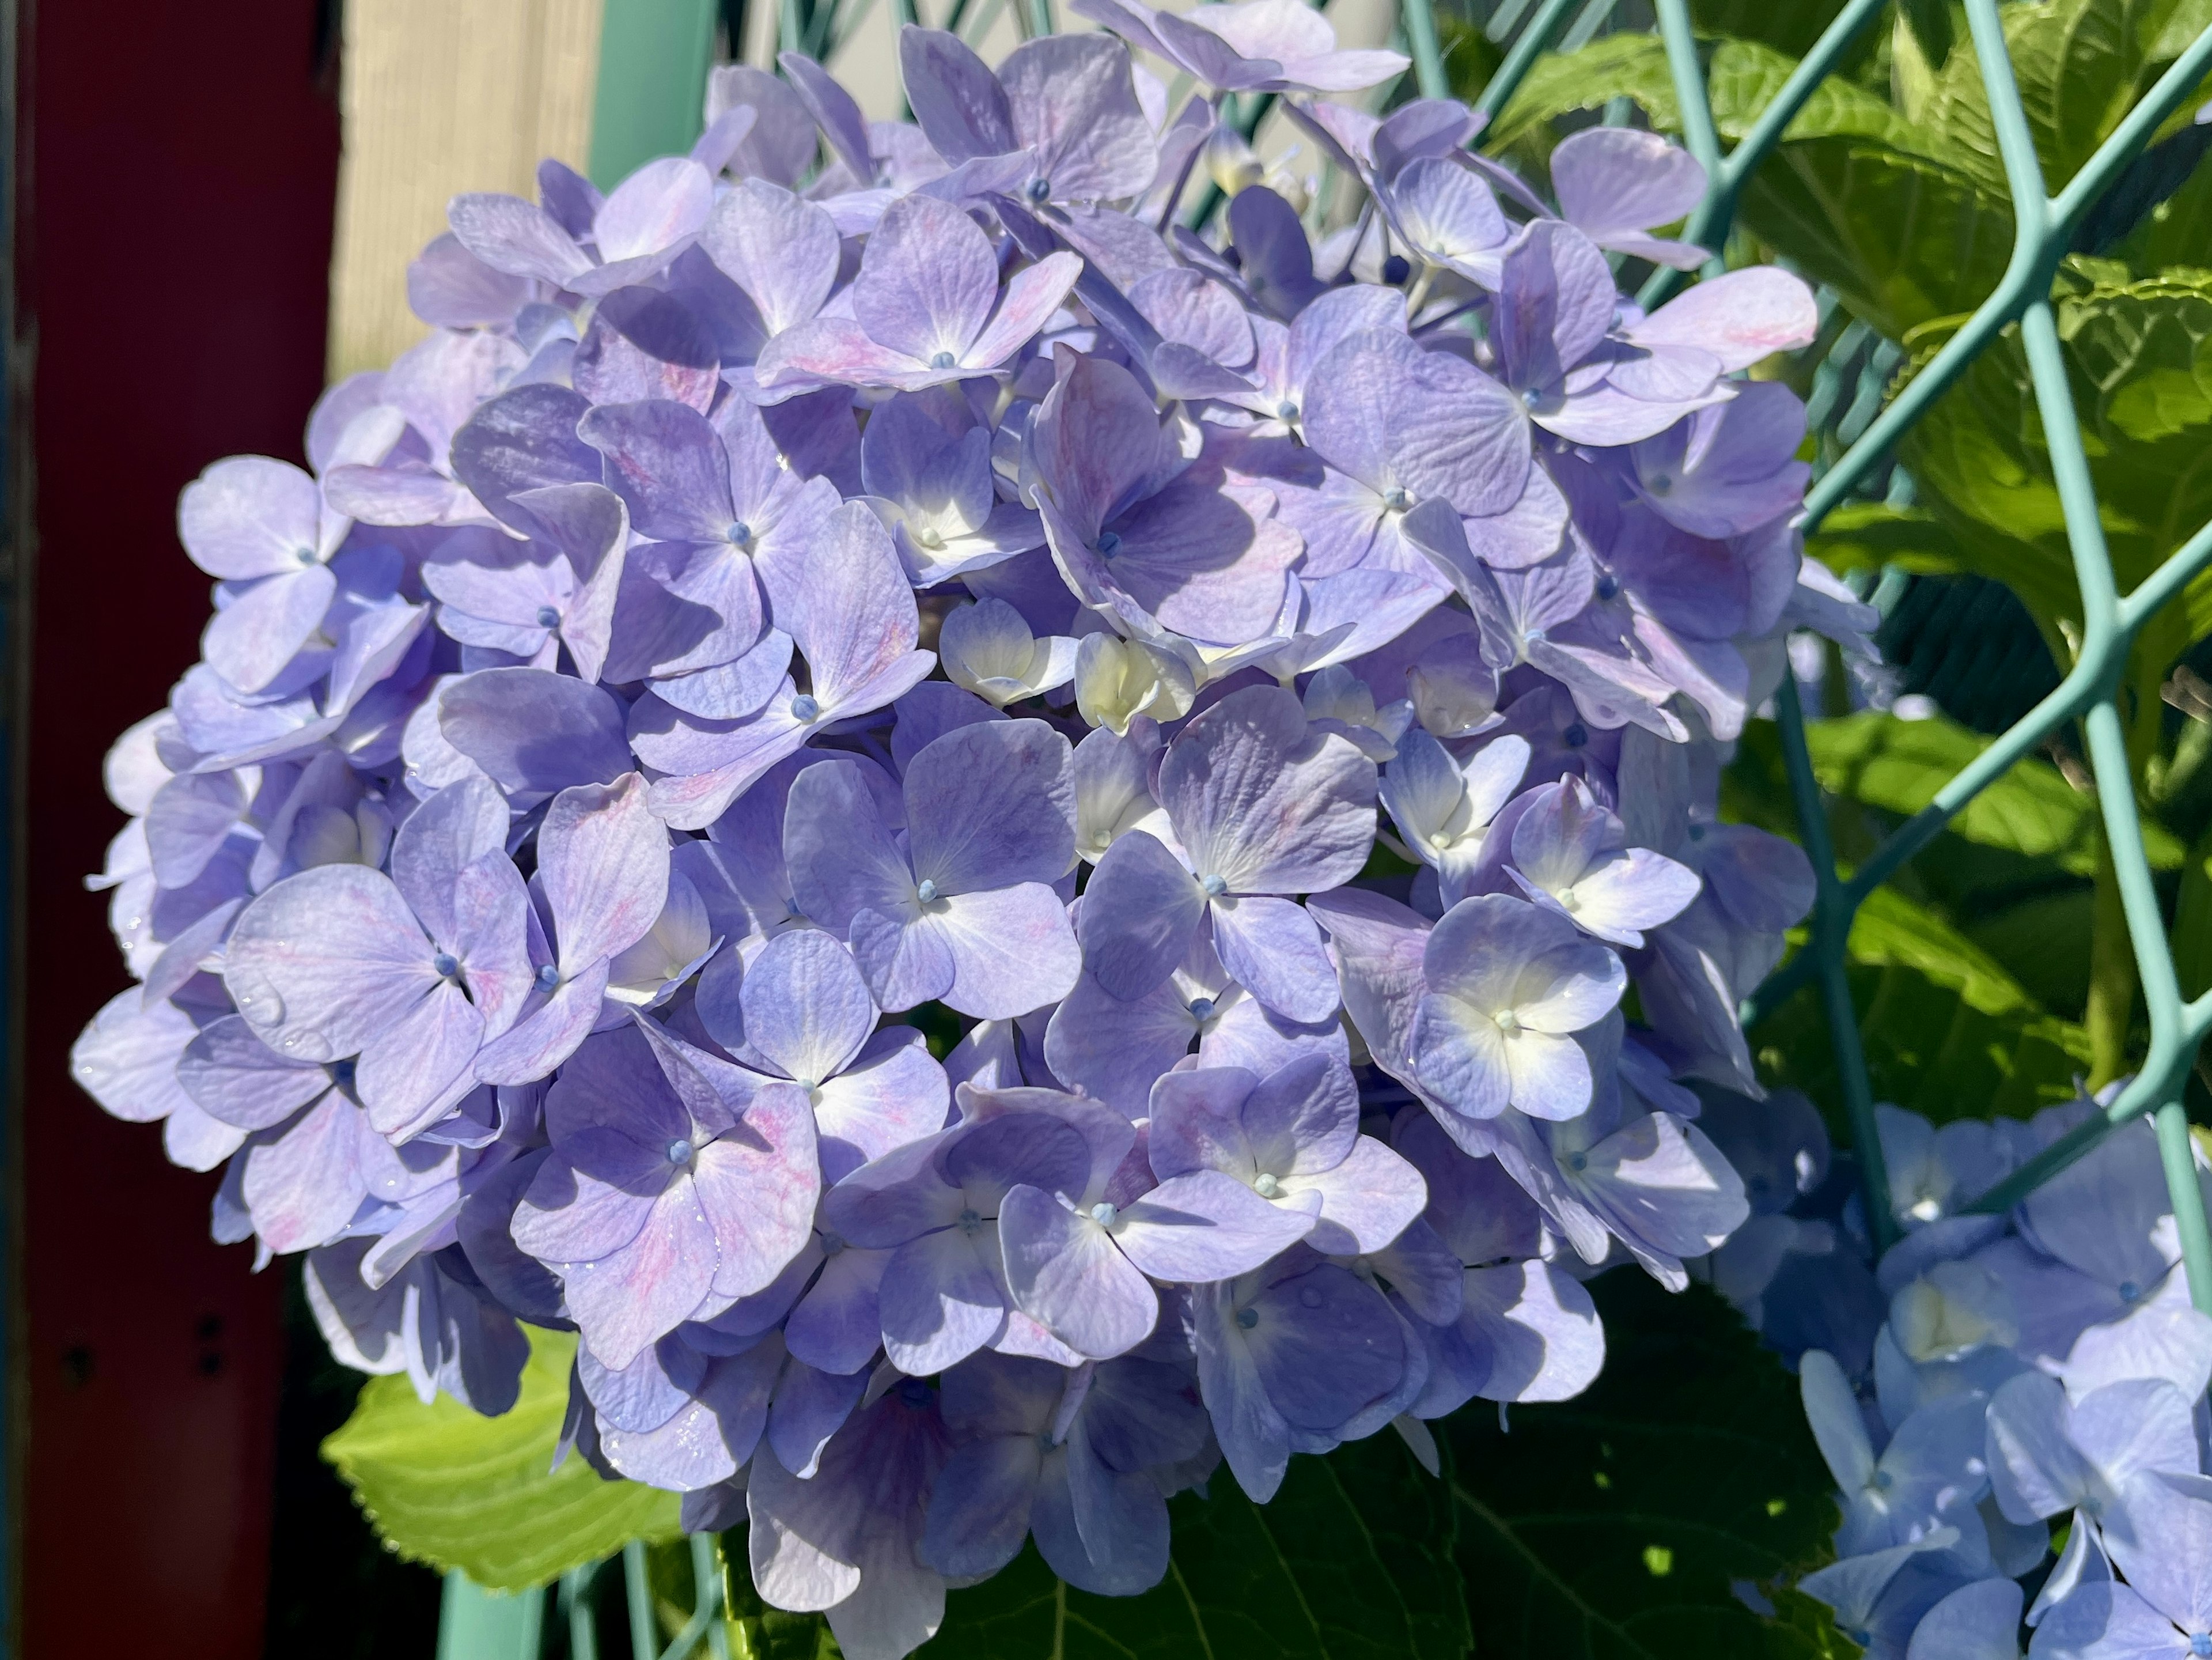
[1440,1273,1844,1659]
[1483,32,1680,157]
[1899,274,2212,676]
[1804,709,2185,872]
[923,1425,1468,1659]
[322,1327,681,1592]
[2114,146,2212,275]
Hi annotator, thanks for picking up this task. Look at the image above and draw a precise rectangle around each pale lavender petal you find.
[999,1185,1160,1359]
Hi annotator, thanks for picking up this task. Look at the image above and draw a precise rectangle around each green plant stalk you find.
[2087,825,2135,1088]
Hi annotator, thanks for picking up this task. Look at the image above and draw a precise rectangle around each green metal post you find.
[437,1572,547,1660]
[589,0,721,188]
[1399,0,1447,100]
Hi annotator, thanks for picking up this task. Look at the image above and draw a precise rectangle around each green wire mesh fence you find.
[432,0,2212,1651]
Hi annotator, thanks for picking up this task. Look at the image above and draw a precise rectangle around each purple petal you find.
[702,179,841,337]
[905,718,1076,894]
[999,1184,1160,1359]
[1162,684,1377,894]
[933,884,1083,1020]
[899,27,1017,163]
[1209,895,1339,1025]
[539,773,671,971]
[880,1224,1008,1374]
[225,865,435,1063]
[1113,1169,1313,1280]
[854,192,1000,365]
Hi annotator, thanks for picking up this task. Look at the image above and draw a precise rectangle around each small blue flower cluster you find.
[1705,1091,2212,1659]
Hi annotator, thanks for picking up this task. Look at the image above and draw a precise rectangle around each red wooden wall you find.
[17,1,340,1652]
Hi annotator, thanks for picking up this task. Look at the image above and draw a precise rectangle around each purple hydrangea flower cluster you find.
[71,12,1861,1653]
[1707,1096,2212,1659]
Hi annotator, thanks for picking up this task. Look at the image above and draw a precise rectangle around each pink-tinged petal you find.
[243,1092,372,1253]
[694,1081,821,1298]
[203,565,336,695]
[473,959,612,1086]
[592,157,714,263]
[569,1182,722,1370]
[880,1224,1007,1374]
[540,773,671,972]
[1208,896,1339,1025]
[756,316,929,391]
[854,192,1001,364]
[179,456,323,580]
[1629,267,1817,371]
[226,865,437,1064]
[999,33,1158,202]
[702,178,840,336]
[933,884,1082,1019]
[446,192,594,287]
[999,1185,1159,1359]
[356,978,486,1141]
[962,253,1084,370]
[1113,1169,1313,1280]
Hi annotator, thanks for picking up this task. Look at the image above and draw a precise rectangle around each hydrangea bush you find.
[69,6,1874,1654]
[1703,1091,2212,1659]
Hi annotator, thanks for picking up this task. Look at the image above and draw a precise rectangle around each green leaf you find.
[321,1328,682,1592]
[1803,709,2186,873]
[1689,0,1856,60]
[1484,32,1680,157]
[1805,504,1969,583]
[1439,1273,1845,1658]
[1898,274,2212,674]
[1927,0,2212,199]
[1848,884,2047,1016]
[925,1425,1469,1659]
[2113,142,2212,276]
[1753,953,2093,1126]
